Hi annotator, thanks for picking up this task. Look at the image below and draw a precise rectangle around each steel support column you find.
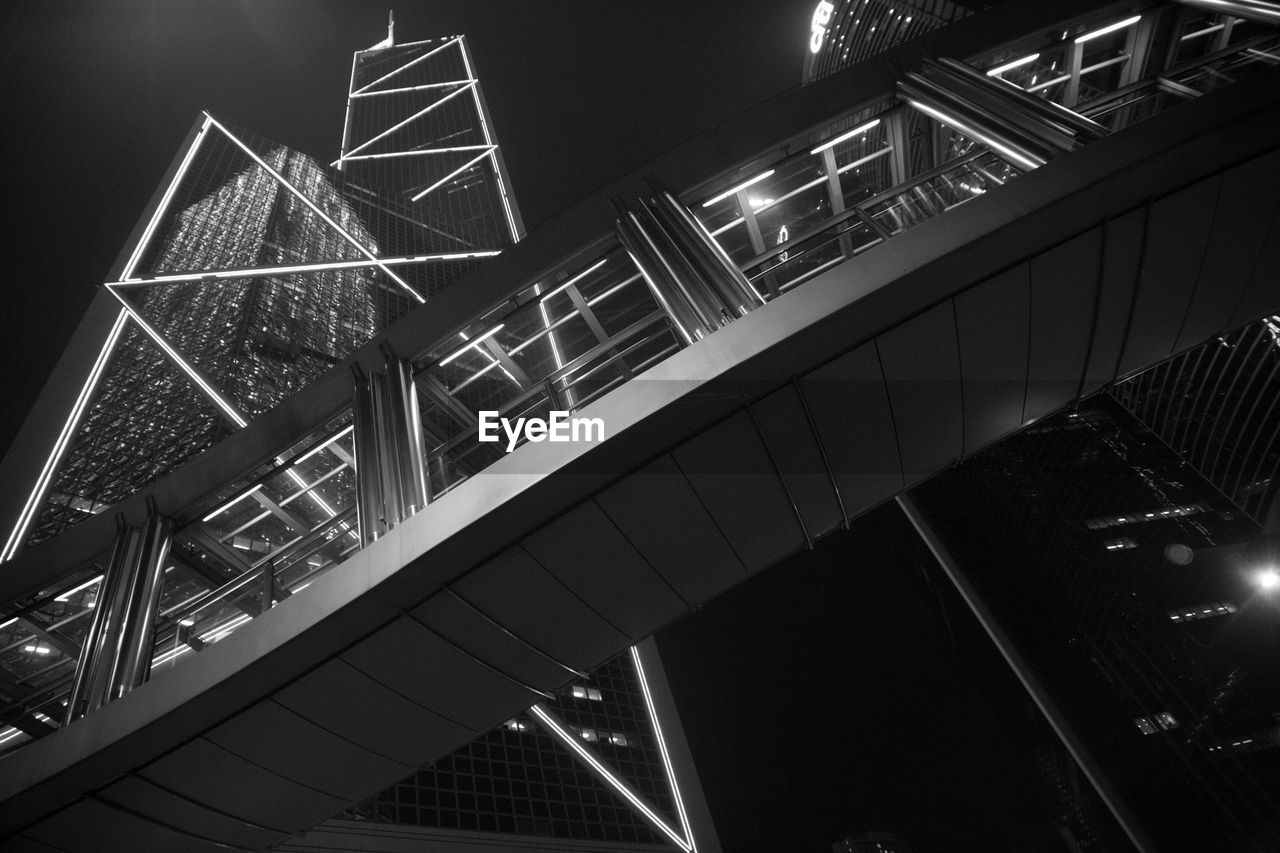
[353,366,387,546]
[895,493,1156,853]
[613,188,764,344]
[352,356,430,546]
[112,512,172,694]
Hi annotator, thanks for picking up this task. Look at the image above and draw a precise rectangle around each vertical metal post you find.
[100,525,145,705]
[614,204,713,343]
[652,190,766,311]
[1064,39,1084,108]
[895,493,1156,853]
[353,366,385,546]
[884,108,910,185]
[65,521,135,724]
[115,512,173,693]
[371,371,404,530]
[388,355,430,516]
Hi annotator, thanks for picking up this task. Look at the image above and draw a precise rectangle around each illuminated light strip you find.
[200,612,253,644]
[344,81,477,160]
[986,52,1041,76]
[0,617,19,630]
[457,39,522,242]
[0,727,26,746]
[529,704,692,852]
[710,217,745,236]
[202,484,263,523]
[285,469,338,519]
[537,258,610,303]
[1181,22,1226,40]
[836,145,894,175]
[410,150,493,202]
[104,289,248,427]
[700,170,776,208]
[906,100,1042,171]
[205,116,424,305]
[350,80,474,98]
[1,308,130,563]
[377,36,458,51]
[439,324,505,366]
[339,145,494,162]
[295,426,354,465]
[750,174,827,216]
[54,575,103,602]
[337,48,360,168]
[494,268,640,367]
[587,273,643,306]
[351,36,462,96]
[122,116,213,280]
[810,118,881,154]
[151,643,193,668]
[1075,15,1141,43]
[110,251,501,287]
[538,291,566,375]
[632,646,697,850]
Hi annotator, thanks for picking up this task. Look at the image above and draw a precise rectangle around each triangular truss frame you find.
[335,35,521,243]
[2,109,496,560]
[527,644,699,852]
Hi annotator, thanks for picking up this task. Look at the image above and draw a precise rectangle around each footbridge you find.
[2,1,1280,849]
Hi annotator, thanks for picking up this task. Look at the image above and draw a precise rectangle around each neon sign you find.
[810,1,835,54]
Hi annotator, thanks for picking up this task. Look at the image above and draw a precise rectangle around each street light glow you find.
[1256,568,1280,591]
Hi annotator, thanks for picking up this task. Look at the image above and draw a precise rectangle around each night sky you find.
[1,3,1051,850]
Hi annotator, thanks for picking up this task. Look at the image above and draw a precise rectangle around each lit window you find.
[1103,537,1137,551]
[503,719,530,732]
[1084,503,1210,529]
[1134,712,1179,734]
[571,685,603,701]
[579,728,598,742]
[607,732,631,747]
[1168,602,1236,623]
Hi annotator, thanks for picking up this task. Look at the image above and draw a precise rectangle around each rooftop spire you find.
[368,10,395,50]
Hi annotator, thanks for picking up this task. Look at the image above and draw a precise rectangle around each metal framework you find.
[1,2,1278,847]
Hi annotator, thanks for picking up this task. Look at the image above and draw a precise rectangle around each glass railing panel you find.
[835,145,895,210]
[586,274,653,337]
[1167,33,1280,95]
[746,216,880,294]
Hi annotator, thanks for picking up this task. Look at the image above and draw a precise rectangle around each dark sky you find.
[0,3,1053,850]
[0,0,814,454]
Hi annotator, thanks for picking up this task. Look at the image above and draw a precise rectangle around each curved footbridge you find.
[3,1,1280,849]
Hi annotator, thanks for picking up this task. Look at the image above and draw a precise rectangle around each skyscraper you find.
[0,25,520,560]
[0,20,721,851]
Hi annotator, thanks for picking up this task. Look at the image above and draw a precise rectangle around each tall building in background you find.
[803,0,985,81]
[901,328,1280,849]
[0,26,520,560]
[0,20,720,852]
[284,642,719,853]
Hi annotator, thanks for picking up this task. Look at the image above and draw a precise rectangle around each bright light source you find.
[986,53,1040,76]
[701,170,776,208]
[438,324,505,366]
[810,118,881,154]
[1256,568,1280,591]
[54,574,104,602]
[1075,15,1141,44]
